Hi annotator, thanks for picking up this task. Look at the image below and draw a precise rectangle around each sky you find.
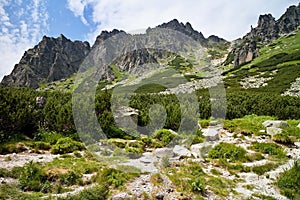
[0,0,299,81]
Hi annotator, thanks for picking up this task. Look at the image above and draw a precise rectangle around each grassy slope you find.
[224,29,300,93]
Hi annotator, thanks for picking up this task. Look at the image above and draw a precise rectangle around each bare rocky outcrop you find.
[1,34,90,88]
[227,3,300,67]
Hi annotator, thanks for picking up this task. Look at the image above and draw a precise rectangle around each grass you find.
[224,115,274,135]
[277,161,300,199]
[208,142,246,162]
[250,142,286,159]
[165,161,235,199]
[223,29,300,93]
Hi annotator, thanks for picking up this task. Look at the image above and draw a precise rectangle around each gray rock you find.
[228,4,300,67]
[155,192,165,200]
[1,34,90,88]
[262,120,289,128]
[294,142,300,148]
[202,128,219,141]
[36,96,46,107]
[173,145,191,158]
[140,152,155,164]
[266,127,282,136]
[154,148,174,158]
[110,192,132,200]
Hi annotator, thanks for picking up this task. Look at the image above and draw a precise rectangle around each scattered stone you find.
[140,152,154,164]
[36,96,46,107]
[111,192,132,200]
[202,128,219,141]
[266,127,282,136]
[294,142,300,148]
[153,148,174,158]
[155,192,165,200]
[173,145,192,158]
[262,120,289,128]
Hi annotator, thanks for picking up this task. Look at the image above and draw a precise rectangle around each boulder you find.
[202,128,219,141]
[173,145,191,158]
[266,127,282,136]
[153,148,174,158]
[190,142,213,158]
[262,120,289,128]
[140,152,155,164]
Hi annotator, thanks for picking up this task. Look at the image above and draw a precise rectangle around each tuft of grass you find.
[224,115,274,135]
[208,142,246,162]
[250,142,286,159]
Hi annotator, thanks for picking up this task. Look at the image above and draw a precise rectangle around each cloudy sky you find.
[0,0,298,81]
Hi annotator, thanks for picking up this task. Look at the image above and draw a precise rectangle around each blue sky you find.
[0,0,299,80]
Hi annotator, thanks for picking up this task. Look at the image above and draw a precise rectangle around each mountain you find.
[1,34,90,88]
[1,3,299,90]
[228,3,300,67]
[1,19,228,89]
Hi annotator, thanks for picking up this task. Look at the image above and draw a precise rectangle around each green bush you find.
[250,142,285,158]
[28,141,51,150]
[272,134,293,145]
[51,137,85,154]
[96,168,129,189]
[277,161,300,199]
[245,153,264,162]
[0,142,27,155]
[208,142,246,162]
[252,162,279,175]
[58,185,109,200]
[59,171,82,186]
[191,177,206,195]
[19,161,48,192]
[152,129,176,146]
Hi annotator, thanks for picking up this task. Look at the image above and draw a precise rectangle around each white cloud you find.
[66,0,90,25]
[67,0,299,44]
[0,0,48,81]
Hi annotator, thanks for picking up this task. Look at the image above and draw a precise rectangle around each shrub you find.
[250,142,285,158]
[59,171,82,186]
[161,156,170,168]
[51,137,85,154]
[96,168,129,189]
[191,177,206,195]
[272,134,293,145]
[252,162,279,175]
[208,142,246,162]
[245,153,265,162]
[277,161,300,199]
[28,141,51,150]
[19,161,48,192]
[192,130,205,144]
[0,142,27,155]
[152,129,176,146]
[58,185,109,200]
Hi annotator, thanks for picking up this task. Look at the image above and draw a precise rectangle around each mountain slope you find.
[1,34,90,88]
[227,3,300,67]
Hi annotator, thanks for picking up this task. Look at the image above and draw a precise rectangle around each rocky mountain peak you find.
[1,35,91,88]
[93,29,126,47]
[228,3,300,67]
[257,14,276,29]
[157,19,206,43]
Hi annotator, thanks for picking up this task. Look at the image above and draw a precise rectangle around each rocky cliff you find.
[230,3,300,67]
[1,34,90,88]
